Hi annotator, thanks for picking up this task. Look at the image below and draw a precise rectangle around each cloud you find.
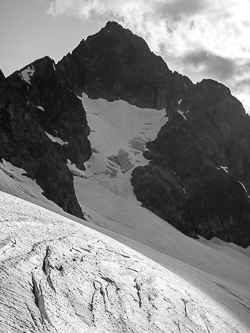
[155,0,209,19]
[183,49,236,81]
[43,0,250,112]
[226,62,250,113]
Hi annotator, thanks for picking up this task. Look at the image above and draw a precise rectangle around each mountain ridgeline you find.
[1,21,250,247]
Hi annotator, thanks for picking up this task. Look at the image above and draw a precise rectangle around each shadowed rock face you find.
[1,55,92,218]
[131,79,250,248]
[7,56,91,170]
[0,71,85,218]
[57,21,172,109]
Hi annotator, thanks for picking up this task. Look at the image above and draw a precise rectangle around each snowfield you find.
[1,192,250,333]
[1,95,250,332]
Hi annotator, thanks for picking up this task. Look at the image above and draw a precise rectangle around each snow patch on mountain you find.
[178,109,187,120]
[45,132,68,145]
[238,180,248,194]
[20,66,35,84]
[37,106,44,111]
[76,93,167,201]
[220,166,229,173]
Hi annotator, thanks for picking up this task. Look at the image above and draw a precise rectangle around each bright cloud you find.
[44,0,250,112]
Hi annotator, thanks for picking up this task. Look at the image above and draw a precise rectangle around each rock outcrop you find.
[57,21,172,109]
[7,56,91,170]
[131,78,250,248]
[0,58,91,218]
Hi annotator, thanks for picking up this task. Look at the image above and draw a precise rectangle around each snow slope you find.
[1,191,250,333]
[1,94,250,332]
[0,160,60,211]
[73,93,167,201]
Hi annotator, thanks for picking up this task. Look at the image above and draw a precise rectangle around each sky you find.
[1,0,250,112]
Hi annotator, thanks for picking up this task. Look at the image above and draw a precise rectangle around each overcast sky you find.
[1,0,250,112]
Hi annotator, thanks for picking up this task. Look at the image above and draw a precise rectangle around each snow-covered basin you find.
[70,94,250,289]
[75,93,168,202]
[0,191,250,332]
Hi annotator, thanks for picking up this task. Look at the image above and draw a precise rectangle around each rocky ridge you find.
[1,58,91,218]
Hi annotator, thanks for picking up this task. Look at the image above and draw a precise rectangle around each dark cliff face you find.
[7,56,91,170]
[131,78,250,248]
[0,71,85,218]
[58,21,172,109]
[2,54,92,218]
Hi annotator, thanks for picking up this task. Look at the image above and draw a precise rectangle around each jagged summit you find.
[104,20,130,32]
[57,21,171,109]
[101,20,152,51]
[76,21,153,57]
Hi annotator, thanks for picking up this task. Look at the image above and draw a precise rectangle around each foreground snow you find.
[1,191,249,333]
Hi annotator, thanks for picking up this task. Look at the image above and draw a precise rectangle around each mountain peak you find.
[104,20,124,31]
[100,20,151,52]
[58,21,171,108]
